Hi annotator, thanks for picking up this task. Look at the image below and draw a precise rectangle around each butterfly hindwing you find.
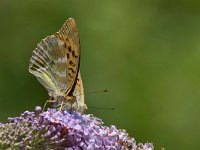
[29,35,69,96]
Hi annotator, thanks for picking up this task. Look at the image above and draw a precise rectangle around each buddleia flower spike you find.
[0,107,154,149]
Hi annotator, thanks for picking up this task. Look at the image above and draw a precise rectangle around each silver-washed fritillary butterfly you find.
[29,18,87,113]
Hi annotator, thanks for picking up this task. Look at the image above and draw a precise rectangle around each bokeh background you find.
[0,0,200,149]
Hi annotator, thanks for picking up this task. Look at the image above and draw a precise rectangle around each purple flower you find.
[0,107,154,150]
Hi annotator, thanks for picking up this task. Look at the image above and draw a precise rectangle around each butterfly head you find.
[65,95,76,104]
[50,94,87,113]
[65,95,88,113]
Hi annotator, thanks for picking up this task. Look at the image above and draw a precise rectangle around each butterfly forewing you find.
[54,18,80,96]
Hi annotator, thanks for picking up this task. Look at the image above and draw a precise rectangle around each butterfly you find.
[29,18,87,113]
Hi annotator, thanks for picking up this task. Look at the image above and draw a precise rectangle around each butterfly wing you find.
[29,18,80,97]
[29,35,68,96]
[54,18,80,96]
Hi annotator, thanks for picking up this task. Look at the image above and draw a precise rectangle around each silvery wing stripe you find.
[54,70,66,78]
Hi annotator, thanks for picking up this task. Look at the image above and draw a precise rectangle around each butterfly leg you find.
[42,99,56,112]
[70,103,73,114]
[75,99,79,111]
[59,100,64,111]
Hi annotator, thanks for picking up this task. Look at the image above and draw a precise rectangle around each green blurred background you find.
[0,0,200,149]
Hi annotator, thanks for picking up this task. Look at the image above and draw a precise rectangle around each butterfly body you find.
[29,18,87,113]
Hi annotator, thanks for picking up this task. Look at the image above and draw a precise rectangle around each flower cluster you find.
[0,107,154,150]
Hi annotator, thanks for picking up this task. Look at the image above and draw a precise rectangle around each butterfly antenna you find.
[88,106,114,110]
[75,89,108,96]
[75,89,112,110]
[85,89,108,95]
